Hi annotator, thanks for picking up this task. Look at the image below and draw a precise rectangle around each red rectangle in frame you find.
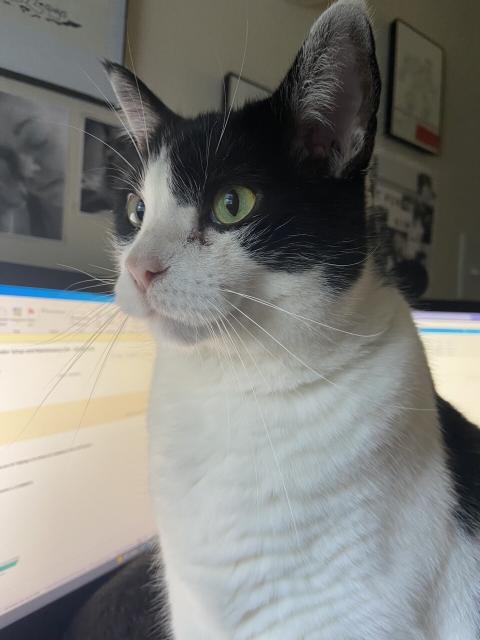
[416,125,440,150]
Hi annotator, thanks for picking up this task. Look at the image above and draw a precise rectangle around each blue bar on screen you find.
[0,284,113,302]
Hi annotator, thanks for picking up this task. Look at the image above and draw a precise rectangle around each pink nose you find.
[126,258,170,291]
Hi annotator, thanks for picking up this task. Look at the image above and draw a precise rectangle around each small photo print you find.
[0,90,67,239]
[81,118,117,214]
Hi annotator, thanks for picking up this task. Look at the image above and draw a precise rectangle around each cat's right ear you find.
[272,0,381,178]
[103,61,178,149]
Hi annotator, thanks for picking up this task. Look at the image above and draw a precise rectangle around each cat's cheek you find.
[114,272,151,318]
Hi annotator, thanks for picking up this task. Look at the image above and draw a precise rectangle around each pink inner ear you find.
[297,80,364,163]
[309,128,334,159]
[299,123,335,160]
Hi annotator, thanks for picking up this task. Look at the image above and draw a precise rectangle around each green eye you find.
[212,186,256,225]
[126,193,145,228]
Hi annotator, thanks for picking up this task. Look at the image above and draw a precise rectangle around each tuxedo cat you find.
[106,1,480,637]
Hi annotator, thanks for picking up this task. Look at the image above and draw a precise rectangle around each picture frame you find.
[224,73,271,110]
[0,0,127,105]
[0,72,118,276]
[386,20,444,155]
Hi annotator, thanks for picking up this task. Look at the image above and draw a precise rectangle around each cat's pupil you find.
[136,199,145,221]
[224,190,239,216]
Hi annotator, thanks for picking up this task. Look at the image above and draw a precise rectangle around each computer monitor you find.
[413,304,480,426]
[0,264,156,631]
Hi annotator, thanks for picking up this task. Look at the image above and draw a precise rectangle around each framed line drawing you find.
[387,20,444,154]
[0,0,127,104]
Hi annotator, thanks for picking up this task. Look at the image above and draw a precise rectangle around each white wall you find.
[127,0,320,116]
[127,0,480,300]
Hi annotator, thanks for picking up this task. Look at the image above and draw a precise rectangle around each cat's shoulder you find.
[437,395,480,534]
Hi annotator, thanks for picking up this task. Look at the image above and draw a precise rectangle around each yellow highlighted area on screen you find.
[0,392,149,446]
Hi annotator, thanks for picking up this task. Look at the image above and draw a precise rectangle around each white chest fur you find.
[145,303,478,640]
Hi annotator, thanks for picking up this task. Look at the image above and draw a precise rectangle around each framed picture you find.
[0,72,118,276]
[224,73,271,110]
[387,20,444,155]
[0,0,127,104]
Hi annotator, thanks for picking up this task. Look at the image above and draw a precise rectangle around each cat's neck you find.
[155,269,418,397]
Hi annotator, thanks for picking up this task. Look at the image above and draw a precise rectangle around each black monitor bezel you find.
[414,299,480,313]
[0,261,113,294]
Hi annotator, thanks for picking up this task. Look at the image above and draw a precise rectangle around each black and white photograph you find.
[0,89,67,239]
[80,118,117,215]
[370,151,436,298]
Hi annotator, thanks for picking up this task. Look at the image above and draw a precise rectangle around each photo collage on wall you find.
[369,151,436,298]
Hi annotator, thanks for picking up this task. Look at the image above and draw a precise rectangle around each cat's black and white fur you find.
[106,1,480,637]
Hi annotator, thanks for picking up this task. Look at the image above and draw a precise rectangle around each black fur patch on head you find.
[111,96,372,292]
[437,395,480,535]
[163,101,369,290]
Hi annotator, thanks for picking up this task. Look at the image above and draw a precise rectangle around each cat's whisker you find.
[7,308,120,447]
[89,264,118,274]
[34,302,113,346]
[71,315,128,445]
[222,289,384,339]
[39,118,138,175]
[320,243,380,268]
[79,66,147,174]
[221,303,432,413]
[57,263,115,285]
[215,13,249,153]
[68,282,115,293]
[213,323,264,535]
[109,161,143,184]
[213,304,301,548]
[201,123,215,192]
[225,306,283,361]
[210,311,262,502]
[108,174,141,193]
[125,32,151,166]
[272,216,295,235]
[41,308,120,391]
[224,299,338,388]
[202,312,238,471]
[66,276,115,291]
[209,315,237,468]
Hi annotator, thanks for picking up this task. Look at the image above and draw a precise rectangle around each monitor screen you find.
[413,308,480,426]
[0,283,155,630]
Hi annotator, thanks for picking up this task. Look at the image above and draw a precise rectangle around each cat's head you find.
[106,0,380,345]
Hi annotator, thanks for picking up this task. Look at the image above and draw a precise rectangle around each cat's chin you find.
[148,313,213,346]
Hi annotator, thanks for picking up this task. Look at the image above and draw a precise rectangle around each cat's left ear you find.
[103,61,178,149]
[273,0,381,177]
